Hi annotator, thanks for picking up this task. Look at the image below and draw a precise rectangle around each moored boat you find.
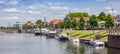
[46,31,57,38]
[89,40,105,46]
[69,38,80,46]
[34,28,41,36]
[58,34,69,41]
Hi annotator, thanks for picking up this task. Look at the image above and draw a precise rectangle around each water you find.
[0,33,119,54]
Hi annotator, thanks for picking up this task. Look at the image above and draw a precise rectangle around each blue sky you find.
[0,0,120,26]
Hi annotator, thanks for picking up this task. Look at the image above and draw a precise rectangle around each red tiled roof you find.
[51,19,61,24]
[73,17,89,22]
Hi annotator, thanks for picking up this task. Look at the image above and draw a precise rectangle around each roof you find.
[73,17,89,22]
[51,19,61,24]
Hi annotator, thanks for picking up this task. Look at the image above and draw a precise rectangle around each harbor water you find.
[0,33,119,54]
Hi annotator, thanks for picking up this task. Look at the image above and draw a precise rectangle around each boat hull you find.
[35,33,42,36]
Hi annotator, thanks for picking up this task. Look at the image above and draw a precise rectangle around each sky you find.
[0,0,120,26]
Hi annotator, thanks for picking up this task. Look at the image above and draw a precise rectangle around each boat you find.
[89,40,105,46]
[35,31,41,36]
[69,38,80,46]
[58,34,69,41]
[46,31,57,38]
[34,28,41,36]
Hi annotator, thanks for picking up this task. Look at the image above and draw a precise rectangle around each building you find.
[115,15,120,27]
[51,19,61,28]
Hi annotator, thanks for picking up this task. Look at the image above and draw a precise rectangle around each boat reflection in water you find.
[90,46,106,54]
[66,43,107,54]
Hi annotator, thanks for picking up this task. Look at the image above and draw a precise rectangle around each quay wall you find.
[108,35,120,48]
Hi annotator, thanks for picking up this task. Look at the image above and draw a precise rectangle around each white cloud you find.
[2,8,25,13]
[28,6,36,10]
[28,5,46,10]
[0,0,4,4]
[105,7,111,10]
[2,8,18,12]
[9,1,18,5]
[49,6,69,11]
[108,10,118,14]
[27,10,41,14]
[5,16,18,20]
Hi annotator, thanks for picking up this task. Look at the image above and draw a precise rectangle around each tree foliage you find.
[83,12,89,17]
[105,14,115,28]
[98,12,106,21]
[79,17,85,29]
[59,21,65,28]
[35,19,42,28]
[66,12,83,19]
[89,15,98,29]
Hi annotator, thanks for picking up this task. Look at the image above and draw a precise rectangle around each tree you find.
[66,12,83,19]
[62,20,70,29]
[79,17,85,30]
[90,15,98,34]
[72,19,78,28]
[48,23,54,28]
[105,14,115,28]
[59,21,65,29]
[98,12,106,21]
[35,19,42,28]
[83,12,89,17]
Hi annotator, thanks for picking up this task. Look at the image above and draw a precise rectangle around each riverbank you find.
[62,30,108,42]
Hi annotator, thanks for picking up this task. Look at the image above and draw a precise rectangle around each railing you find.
[109,28,120,35]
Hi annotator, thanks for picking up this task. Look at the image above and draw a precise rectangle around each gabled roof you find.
[51,19,61,24]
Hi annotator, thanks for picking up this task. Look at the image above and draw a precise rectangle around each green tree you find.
[90,15,98,34]
[83,12,89,17]
[63,20,68,29]
[60,21,65,29]
[98,12,106,21]
[35,19,42,28]
[66,12,83,19]
[105,14,115,28]
[48,23,54,28]
[72,19,77,28]
[79,17,85,30]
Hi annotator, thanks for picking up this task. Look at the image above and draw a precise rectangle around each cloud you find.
[0,0,4,4]
[2,8,19,12]
[105,7,111,10]
[2,8,25,13]
[49,6,69,11]
[28,5,46,10]
[9,1,18,5]
[5,16,18,20]
[108,10,118,14]
[27,10,41,14]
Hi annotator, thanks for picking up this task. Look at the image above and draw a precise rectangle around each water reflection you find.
[66,43,107,54]
[108,48,120,54]
[0,33,120,54]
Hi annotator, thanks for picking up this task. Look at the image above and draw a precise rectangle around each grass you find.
[63,29,108,41]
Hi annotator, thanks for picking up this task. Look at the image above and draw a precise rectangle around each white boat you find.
[89,40,104,46]
[34,28,41,36]
[69,38,80,46]
[46,31,57,38]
